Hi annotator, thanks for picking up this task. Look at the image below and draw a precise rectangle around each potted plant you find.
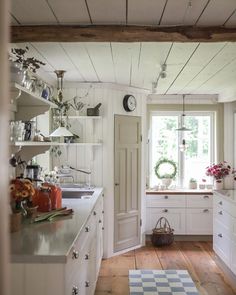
[189,178,197,189]
[206,161,231,190]
[9,46,46,87]
[154,157,177,188]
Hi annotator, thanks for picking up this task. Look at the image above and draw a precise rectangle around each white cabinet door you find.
[94,196,103,278]
[186,208,213,234]
[213,219,231,266]
[230,241,236,275]
[146,208,186,234]
[213,205,233,236]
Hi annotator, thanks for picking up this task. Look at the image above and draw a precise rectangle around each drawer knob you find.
[85,254,89,260]
[218,233,223,238]
[102,227,104,230]
[93,211,97,216]
[85,281,90,288]
[102,210,104,214]
[164,195,168,199]
[99,219,102,223]
[72,250,79,259]
[72,286,79,295]
[218,211,223,215]
[203,209,209,213]
[203,195,209,199]
[219,201,223,205]
[85,226,90,232]
[163,209,168,213]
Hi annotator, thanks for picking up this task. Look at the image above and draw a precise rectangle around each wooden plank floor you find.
[95,241,236,295]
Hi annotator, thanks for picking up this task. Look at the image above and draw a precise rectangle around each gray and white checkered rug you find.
[129,269,199,295]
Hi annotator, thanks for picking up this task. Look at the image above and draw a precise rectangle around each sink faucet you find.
[69,166,92,188]
[69,166,91,175]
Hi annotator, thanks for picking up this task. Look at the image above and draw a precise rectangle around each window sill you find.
[146,189,213,195]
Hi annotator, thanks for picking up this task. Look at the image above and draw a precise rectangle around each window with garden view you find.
[149,112,215,188]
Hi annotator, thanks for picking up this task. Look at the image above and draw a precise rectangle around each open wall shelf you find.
[12,141,102,147]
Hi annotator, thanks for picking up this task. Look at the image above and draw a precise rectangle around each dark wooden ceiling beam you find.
[11,25,236,43]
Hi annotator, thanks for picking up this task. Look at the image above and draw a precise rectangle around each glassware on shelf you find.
[23,121,36,141]
[10,120,25,142]
[41,83,53,100]
[10,61,24,85]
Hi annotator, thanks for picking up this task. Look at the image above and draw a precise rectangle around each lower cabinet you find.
[146,193,213,235]
[213,192,236,276]
[146,207,186,234]
[213,219,231,266]
[11,194,103,295]
[186,208,213,234]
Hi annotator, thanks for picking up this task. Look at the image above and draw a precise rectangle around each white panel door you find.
[114,115,141,252]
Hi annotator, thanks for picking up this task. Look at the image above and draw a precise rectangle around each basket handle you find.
[154,217,171,230]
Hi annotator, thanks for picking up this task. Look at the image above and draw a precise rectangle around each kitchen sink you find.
[62,190,94,199]
[60,183,85,189]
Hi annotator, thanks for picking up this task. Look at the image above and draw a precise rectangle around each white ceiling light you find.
[176,95,191,132]
[176,95,191,153]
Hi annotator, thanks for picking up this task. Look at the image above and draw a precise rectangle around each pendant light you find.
[176,95,191,132]
[176,95,191,153]
[50,70,73,138]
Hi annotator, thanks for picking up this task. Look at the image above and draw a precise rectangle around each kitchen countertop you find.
[146,189,213,195]
[214,189,236,204]
[10,187,103,264]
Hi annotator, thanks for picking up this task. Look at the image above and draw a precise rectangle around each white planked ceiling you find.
[10,41,236,101]
[10,0,236,101]
[10,0,236,26]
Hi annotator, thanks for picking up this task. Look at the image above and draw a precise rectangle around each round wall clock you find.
[123,95,137,112]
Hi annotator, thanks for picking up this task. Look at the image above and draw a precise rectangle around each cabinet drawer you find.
[213,194,236,217]
[186,194,212,208]
[213,206,233,236]
[146,208,186,234]
[186,208,212,234]
[66,253,88,295]
[213,220,231,266]
[146,194,185,208]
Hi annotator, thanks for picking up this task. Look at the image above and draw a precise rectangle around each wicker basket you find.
[151,217,174,247]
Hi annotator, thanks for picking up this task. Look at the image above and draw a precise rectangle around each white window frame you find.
[149,110,215,188]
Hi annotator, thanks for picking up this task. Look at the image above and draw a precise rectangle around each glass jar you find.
[36,187,52,212]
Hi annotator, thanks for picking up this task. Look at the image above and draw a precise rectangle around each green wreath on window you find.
[154,157,177,179]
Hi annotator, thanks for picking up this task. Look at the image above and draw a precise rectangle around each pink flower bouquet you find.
[206,161,231,183]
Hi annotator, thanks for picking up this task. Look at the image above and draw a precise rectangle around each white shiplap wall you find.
[224,100,236,189]
[51,82,148,257]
